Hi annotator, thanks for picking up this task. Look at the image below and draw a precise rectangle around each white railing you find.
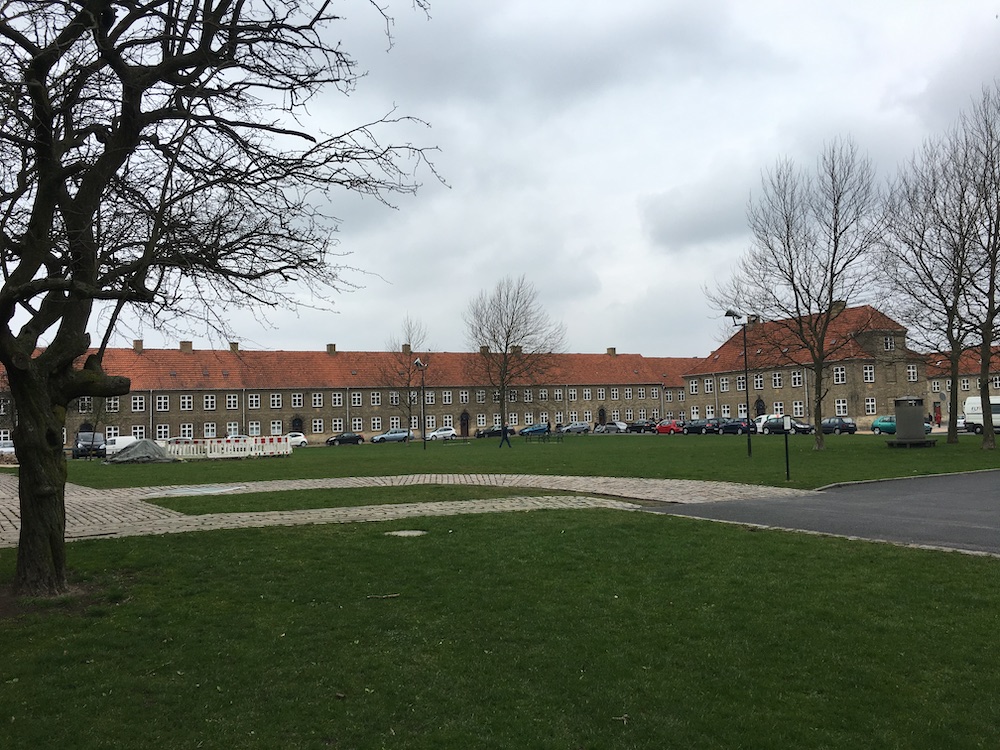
[156,436,292,460]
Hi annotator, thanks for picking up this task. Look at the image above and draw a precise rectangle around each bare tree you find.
[463,276,566,434]
[882,129,981,444]
[710,137,884,450]
[958,85,1000,449]
[380,315,431,441]
[0,0,433,594]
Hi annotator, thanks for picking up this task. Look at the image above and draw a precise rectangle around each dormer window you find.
[883,336,895,351]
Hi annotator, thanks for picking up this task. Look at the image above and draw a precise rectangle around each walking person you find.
[499,423,512,448]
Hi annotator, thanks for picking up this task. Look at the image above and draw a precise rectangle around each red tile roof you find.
[926,346,1000,377]
[89,346,704,391]
[683,305,908,376]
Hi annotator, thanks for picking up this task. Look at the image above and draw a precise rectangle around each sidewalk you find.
[0,473,818,548]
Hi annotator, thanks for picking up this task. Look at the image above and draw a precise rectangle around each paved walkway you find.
[0,473,817,548]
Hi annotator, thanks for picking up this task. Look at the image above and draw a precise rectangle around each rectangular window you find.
[371,392,382,407]
[106,396,119,413]
[270,420,283,436]
[312,418,324,434]
[665,390,673,402]
[105,425,119,439]
[371,417,382,432]
[737,402,747,418]
[906,364,918,382]
[961,378,970,391]
[351,392,362,407]
[132,425,145,439]
[331,419,344,433]
[507,414,517,426]
[625,388,633,400]
[736,375,746,392]
[555,412,564,425]
[773,402,784,416]
[312,392,324,408]
[131,395,145,412]
[611,410,620,421]
[833,366,846,385]
[352,417,364,432]
[180,394,193,411]
[677,390,685,402]
[597,388,606,400]
[291,393,303,408]
[460,390,469,404]
[248,393,261,409]
[568,388,577,401]
[772,372,783,389]
[493,390,500,404]
[753,374,764,390]
[705,405,715,418]
[638,388,646,399]
[477,390,486,404]
[690,406,700,419]
[477,413,487,427]
[569,411,578,422]
[703,379,713,394]
[884,336,895,351]
[390,416,401,429]
[227,394,239,410]
[248,421,261,436]
[865,397,877,415]
[226,421,240,436]
[180,423,194,439]
[609,388,618,400]
[719,378,729,393]
[331,392,343,408]
[424,415,437,431]
[721,404,731,418]
[523,389,532,403]
[689,381,699,395]
[426,391,436,405]
[791,370,803,388]
[507,389,517,403]
[155,424,170,440]
[204,394,216,411]
[538,389,548,401]
[835,399,848,416]
[792,401,804,418]
[554,389,563,402]
[443,391,453,405]
[389,391,400,406]
[651,388,658,400]
[271,393,282,409]
[410,415,420,430]
[443,414,454,428]
[583,388,592,401]
[155,395,169,412]
[863,365,875,383]
[203,422,216,438]
[79,396,93,414]
[931,380,941,392]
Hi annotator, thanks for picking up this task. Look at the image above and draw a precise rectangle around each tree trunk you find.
[9,371,71,596]
[811,366,826,451]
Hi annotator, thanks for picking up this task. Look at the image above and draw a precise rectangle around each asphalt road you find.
[654,470,1000,555]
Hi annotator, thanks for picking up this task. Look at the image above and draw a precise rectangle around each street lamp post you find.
[414,358,427,451]
[725,310,752,459]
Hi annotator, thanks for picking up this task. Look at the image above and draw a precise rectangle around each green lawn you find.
[63,431,1000,491]
[2,432,999,748]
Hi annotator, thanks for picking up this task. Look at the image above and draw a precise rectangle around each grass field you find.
[2,433,999,748]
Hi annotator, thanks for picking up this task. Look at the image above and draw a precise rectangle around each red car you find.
[655,419,683,435]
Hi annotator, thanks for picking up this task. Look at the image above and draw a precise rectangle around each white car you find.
[104,435,139,456]
[0,439,15,455]
[561,421,590,434]
[426,427,457,440]
[284,432,308,447]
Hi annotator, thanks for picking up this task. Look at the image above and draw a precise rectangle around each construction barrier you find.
[157,436,292,460]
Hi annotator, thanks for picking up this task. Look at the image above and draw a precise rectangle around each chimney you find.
[326,344,337,355]
[830,300,847,316]
[229,342,239,352]
[180,341,193,353]
[512,345,523,356]
[402,343,412,356]
[607,347,617,356]
[480,346,489,355]
[133,339,143,354]
[747,315,761,327]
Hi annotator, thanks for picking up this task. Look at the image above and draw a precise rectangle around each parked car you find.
[595,421,628,434]
[655,419,684,435]
[284,431,308,447]
[72,431,106,458]
[682,419,707,435]
[719,418,756,435]
[325,432,364,445]
[371,427,414,443]
[870,415,933,435]
[561,421,590,434]
[0,439,15,455]
[626,418,658,434]
[759,418,790,435]
[475,425,504,439]
[820,417,857,435]
[519,423,549,436]
[426,426,457,440]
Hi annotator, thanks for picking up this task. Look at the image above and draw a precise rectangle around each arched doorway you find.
[291,417,303,433]
[460,411,470,438]
[754,397,766,417]
[597,407,607,425]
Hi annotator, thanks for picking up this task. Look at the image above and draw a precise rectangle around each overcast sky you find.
[116,1,1000,358]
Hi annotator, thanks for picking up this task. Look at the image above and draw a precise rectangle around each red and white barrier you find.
[157,436,292,460]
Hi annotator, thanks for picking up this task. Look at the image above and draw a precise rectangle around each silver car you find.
[560,421,590,434]
[371,427,415,444]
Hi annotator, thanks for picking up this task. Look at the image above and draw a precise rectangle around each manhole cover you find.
[385,530,427,537]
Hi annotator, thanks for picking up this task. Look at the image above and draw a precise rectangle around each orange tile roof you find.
[683,305,908,377]
[926,346,1000,377]
[89,346,704,391]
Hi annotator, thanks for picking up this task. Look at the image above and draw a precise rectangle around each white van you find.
[104,435,139,456]
[753,413,781,433]
[962,396,1000,434]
